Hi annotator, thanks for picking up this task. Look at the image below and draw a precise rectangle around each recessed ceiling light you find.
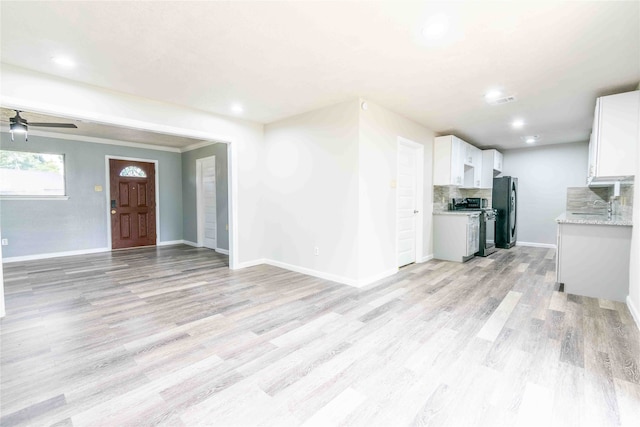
[422,14,450,40]
[484,90,503,101]
[51,56,76,68]
[231,104,244,114]
[512,119,525,129]
[522,135,539,144]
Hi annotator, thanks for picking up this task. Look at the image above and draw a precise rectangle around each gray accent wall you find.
[181,143,229,249]
[0,132,183,258]
[502,141,589,245]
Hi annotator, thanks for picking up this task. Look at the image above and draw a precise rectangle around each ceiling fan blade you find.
[28,123,78,128]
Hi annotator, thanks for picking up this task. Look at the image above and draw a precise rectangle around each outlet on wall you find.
[314,246,319,256]
[1,239,8,246]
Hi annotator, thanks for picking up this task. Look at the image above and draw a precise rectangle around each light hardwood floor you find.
[1,245,639,426]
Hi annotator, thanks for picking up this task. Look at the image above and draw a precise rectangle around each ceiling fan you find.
[8,110,78,141]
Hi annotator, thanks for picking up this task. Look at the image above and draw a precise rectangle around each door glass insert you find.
[120,166,147,177]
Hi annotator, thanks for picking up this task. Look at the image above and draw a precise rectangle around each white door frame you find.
[2,99,239,270]
[105,155,160,250]
[196,155,217,248]
[396,137,425,265]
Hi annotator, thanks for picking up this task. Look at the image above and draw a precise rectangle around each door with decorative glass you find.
[109,159,157,249]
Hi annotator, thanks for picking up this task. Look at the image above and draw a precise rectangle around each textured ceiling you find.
[1,1,639,149]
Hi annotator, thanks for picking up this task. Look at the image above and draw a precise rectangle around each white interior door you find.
[198,156,217,250]
[397,142,419,267]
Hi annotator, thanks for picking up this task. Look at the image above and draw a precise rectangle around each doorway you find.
[396,137,424,267]
[108,158,158,249]
[197,156,217,250]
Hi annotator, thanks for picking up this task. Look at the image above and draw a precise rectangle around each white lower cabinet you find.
[433,212,480,262]
[556,222,632,302]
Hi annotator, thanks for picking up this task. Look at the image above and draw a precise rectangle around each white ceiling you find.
[1,1,639,150]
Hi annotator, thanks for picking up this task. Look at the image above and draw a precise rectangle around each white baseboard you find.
[233,257,403,289]
[233,258,266,269]
[627,295,640,331]
[419,254,434,263]
[517,241,557,249]
[157,240,186,246]
[182,240,199,247]
[215,248,230,255]
[3,247,110,263]
[263,259,361,287]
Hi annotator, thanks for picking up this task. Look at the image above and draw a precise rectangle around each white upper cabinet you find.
[434,135,482,188]
[480,149,503,188]
[588,90,639,184]
[434,135,464,186]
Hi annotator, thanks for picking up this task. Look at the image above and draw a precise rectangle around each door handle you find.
[414,210,420,214]
[111,209,116,215]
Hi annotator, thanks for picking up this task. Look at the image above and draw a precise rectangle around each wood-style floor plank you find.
[1,244,639,426]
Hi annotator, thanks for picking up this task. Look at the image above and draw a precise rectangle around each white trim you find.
[216,248,230,255]
[0,196,70,201]
[264,259,361,287]
[157,240,185,246]
[419,254,434,263]
[3,247,110,263]
[1,129,181,153]
[263,260,398,289]
[196,155,217,249]
[181,140,217,153]
[396,137,425,267]
[627,295,640,331]
[105,156,160,250]
[234,258,266,269]
[228,142,238,270]
[2,97,237,271]
[183,240,199,247]
[517,241,557,249]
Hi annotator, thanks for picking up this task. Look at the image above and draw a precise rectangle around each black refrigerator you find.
[492,176,517,249]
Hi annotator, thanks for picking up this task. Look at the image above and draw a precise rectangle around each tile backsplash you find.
[433,185,492,211]
[566,183,634,220]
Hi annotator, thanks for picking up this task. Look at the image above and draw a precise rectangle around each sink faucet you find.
[592,199,612,220]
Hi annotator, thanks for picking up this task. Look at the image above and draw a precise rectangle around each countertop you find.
[433,210,481,216]
[556,212,633,227]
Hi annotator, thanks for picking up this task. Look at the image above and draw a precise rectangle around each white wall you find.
[0,64,265,267]
[358,100,435,280]
[502,142,589,245]
[263,99,435,286]
[628,116,640,327]
[263,100,361,281]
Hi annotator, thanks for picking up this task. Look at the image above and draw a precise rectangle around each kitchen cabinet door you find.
[494,151,503,172]
[588,90,639,183]
[434,135,464,186]
[480,149,503,188]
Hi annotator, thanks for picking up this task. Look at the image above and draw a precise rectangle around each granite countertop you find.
[433,210,481,216]
[556,212,633,226]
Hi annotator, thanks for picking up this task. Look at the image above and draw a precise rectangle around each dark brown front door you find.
[109,159,157,249]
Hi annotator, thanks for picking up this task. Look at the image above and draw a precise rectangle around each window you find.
[119,166,147,177]
[0,150,66,197]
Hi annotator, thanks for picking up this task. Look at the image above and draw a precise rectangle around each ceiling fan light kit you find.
[7,110,77,142]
